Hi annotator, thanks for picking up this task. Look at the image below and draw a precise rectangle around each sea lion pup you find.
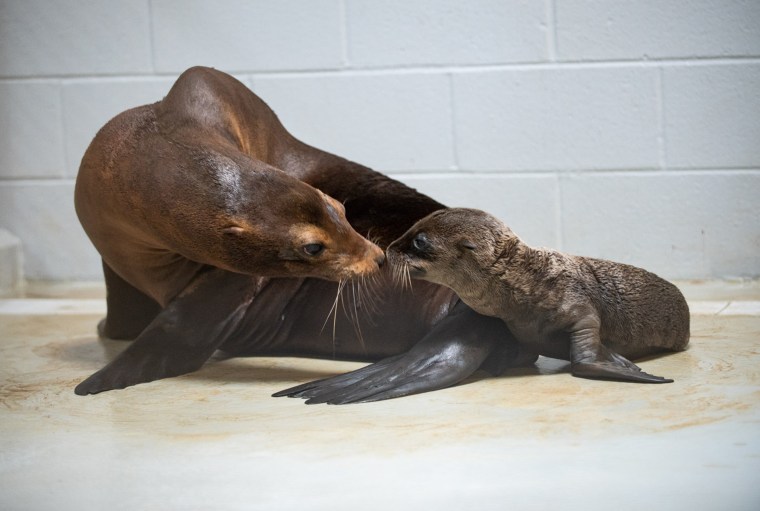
[387,208,690,383]
[73,66,532,400]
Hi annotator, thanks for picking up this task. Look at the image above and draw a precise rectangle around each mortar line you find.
[57,80,70,180]
[655,66,667,169]
[4,57,759,82]
[338,0,350,68]
[555,172,564,251]
[147,0,157,73]
[546,0,558,62]
[447,73,460,171]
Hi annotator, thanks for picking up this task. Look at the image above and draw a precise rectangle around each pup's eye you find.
[302,243,324,257]
[461,240,476,250]
[412,233,430,251]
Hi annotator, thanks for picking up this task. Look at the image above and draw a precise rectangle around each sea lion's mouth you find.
[408,264,426,277]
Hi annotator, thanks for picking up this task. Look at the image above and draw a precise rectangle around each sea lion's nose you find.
[375,252,386,268]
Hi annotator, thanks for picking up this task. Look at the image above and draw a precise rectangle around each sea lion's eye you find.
[302,243,324,257]
[461,240,477,251]
[412,233,430,251]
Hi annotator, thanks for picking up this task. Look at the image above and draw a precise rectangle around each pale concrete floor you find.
[1,280,759,511]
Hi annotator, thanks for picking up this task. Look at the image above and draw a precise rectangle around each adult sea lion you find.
[385,208,690,383]
[74,66,532,401]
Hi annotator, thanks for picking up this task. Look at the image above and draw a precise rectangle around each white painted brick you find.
[560,171,760,279]
[398,173,559,248]
[453,68,659,171]
[346,0,547,67]
[664,64,760,169]
[556,0,760,61]
[0,182,101,280]
[62,78,174,176]
[0,0,152,77]
[253,73,454,171]
[152,0,343,73]
[0,81,65,179]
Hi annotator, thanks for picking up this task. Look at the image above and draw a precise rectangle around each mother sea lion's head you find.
[207,175,385,281]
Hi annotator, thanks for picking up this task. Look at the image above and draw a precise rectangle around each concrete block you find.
[556,0,760,61]
[0,81,65,179]
[397,173,559,248]
[253,73,454,171]
[0,0,152,77]
[0,182,101,280]
[0,229,23,297]
[152,0,343,72]
[62,78,175,176]
[664,63,760,169]
[346,0,547,67]
[560,171,760,279]
[453,67,660,171]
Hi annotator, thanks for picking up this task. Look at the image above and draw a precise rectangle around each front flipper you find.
[274,305,527,404]
[569,321,673,384]
[75,269,258,395]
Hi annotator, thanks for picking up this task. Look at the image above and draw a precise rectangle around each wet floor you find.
[1,281,759,510]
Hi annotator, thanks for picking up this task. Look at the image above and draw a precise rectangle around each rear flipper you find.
[570,324,673,384]
[75,269,258,395]
[98,260,162,340]
[274,304,531,404]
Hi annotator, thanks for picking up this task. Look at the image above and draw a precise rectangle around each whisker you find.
[350,280,367,355]
[333,279,346,343]
[357,274,381,320]
[404,262,412,291]
[321,278,345,341]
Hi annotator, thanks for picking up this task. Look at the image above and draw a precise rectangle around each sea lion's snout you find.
[386,232,431,283]
[340,239,385,279]
[375,250,386,269]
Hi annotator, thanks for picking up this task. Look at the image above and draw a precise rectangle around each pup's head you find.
[387,208,513,293]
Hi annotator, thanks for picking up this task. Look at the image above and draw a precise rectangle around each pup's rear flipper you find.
[569,328,673,383]
[571,347,673,384]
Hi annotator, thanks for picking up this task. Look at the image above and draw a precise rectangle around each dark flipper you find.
[98,260,162,340]
[274,304,526,404]
[570,325,673,384]
[572,361,673,383]
[75,269,258,395]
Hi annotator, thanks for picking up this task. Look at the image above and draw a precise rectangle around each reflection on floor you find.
[1,280,759,511]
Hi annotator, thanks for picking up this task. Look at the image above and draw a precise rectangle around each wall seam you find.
[57,80,69,179]
[546,0,558,62]
[447,73,460,171]
[147,0,157,73]
[3,56,759,81]
[655,66,667,170]
[555,172,564,251]
[338,0,350,68]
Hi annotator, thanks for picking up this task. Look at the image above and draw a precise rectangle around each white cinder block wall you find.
[1,0,759,281]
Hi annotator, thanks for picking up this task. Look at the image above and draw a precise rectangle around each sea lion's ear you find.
[460,240,476,251]
[222,226,245,236]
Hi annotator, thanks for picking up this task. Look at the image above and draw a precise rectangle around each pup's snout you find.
[375,252,386,268]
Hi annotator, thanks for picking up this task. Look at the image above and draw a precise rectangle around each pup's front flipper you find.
[570,324,673,384]
[274,304,524,404]
[75,269,258,395]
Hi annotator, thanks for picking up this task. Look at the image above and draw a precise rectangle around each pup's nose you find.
[375,252,386,268]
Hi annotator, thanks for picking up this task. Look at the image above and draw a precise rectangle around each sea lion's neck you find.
[301,155,445,247]
[467,238,541,323]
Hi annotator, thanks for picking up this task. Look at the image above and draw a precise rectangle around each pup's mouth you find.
[407,262,426,278]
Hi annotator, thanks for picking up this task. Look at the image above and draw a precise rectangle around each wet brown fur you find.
[73,67,532,399]
[75,70,383,308]
[388,208,690,383]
